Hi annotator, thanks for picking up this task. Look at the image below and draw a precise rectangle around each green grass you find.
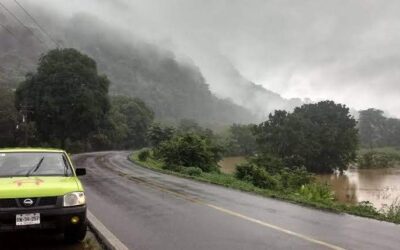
[129,151,400,224]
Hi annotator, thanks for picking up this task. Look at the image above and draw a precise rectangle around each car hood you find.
[0,176,82,199]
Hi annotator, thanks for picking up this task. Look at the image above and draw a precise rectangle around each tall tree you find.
[358,109,387,148]
[255,101,358,173]
[15,48,110,148]
[0,87,17,147]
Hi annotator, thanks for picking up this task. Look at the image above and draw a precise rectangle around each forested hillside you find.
[0,13,254,125]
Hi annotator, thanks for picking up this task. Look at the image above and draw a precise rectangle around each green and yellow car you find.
[0,148,87,242]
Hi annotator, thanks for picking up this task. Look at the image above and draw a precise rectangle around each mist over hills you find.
[0,8,300,124]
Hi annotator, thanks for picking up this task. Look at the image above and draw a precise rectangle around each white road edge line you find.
[206,204,345,250]
[87,210,129,250]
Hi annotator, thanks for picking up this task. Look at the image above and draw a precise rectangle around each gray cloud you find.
[22,0,400,117]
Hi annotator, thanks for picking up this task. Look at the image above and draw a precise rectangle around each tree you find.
[110,96,154,148]
[255,101,358,173]
[15,48,110,148]
[226,124,257,156]
[147,123,176,147]
[0,87,17,147]
[358,109,400,148]
[358,109,387,148]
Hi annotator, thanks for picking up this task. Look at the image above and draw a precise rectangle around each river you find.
[317,168,400,209]
[219,157,400,209]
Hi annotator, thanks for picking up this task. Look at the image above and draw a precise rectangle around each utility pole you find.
[18,105,34,146]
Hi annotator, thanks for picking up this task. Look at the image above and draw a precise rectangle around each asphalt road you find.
[0,230,101,250]
[74,151,400,250]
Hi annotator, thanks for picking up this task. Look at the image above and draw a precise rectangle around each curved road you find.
[74,152,400,250]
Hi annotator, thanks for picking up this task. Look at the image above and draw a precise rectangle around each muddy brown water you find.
[317,168,400,209]
[219,157,400,209]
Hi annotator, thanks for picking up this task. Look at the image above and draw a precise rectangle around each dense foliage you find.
[0,49,155,152]
[0,87,17,147]
[15,49,110,148]
[254,101,359,173]
[157,133,223,172]
[359,109,400,148]
[147,123,176,148]
[225,124,257,156]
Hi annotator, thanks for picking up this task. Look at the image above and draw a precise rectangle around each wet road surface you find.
[74,151,400,250]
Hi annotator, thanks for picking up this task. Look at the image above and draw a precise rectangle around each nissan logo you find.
[23,198,34,207]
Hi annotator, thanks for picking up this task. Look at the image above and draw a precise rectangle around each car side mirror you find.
[75,168,86,176]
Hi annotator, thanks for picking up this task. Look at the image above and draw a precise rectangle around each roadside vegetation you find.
[357,147,400,168]
[129,102,400,224]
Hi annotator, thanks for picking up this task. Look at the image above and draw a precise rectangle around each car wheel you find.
[64,222,87,243]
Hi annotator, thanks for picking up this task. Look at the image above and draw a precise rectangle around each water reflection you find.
[317,168,400,209]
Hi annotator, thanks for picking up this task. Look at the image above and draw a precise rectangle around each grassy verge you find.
[129,151,400,224]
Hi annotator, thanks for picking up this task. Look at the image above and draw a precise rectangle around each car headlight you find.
[63,192,86,207]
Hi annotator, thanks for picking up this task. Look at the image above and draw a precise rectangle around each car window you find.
[0,152,72,177]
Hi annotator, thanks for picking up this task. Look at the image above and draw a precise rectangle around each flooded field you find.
[219,157,400,209]
[317,168,400,209]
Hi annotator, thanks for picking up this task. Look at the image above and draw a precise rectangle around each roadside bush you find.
[157,133,223,172]
[280,167,314,190]
[182,167,203,176]
[252,167,279,189]
[249,154,285,175]
[235,162,278,189]
[162,164,184,172]
[298,183,334,204]
[138,150,150,161]
[352,201,380,217]
[235,163,257,182]
[382,199,400,222]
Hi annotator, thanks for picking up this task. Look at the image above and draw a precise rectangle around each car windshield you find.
[0,152,72,177]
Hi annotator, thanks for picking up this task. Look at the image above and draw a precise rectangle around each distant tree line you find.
[358,109,400,148]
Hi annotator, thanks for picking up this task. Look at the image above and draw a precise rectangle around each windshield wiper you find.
[26,157,45,177]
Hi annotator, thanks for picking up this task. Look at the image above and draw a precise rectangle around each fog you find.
[8,0,400,117]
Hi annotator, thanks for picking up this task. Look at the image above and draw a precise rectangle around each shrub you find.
[249,154,285,175]
[162,164,184,172]
[157,133,222,172]
[252,167,279,189]
[280,167,314,190]
[235,162,278,189]
[138,150,150,161]
[182,167,203,176]
[382,199,400,222]
[357,151,393,168]
[298,183,334,204]
[352,201,380,217]
[235,163,257,182]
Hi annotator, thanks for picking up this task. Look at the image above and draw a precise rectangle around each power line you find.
[0,22,18,40]
[0,0,46,46]
[13,0,60,48]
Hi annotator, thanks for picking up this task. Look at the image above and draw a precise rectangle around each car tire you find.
[64,222,87,243]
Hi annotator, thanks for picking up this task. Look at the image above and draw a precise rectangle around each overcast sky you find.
[25,0,400,116]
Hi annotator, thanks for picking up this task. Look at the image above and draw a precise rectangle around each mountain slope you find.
[0,13,254,124]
